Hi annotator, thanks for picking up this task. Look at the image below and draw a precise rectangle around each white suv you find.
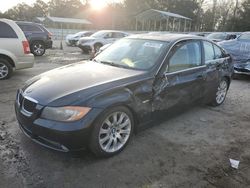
[0,19,34,80]
[77,30,129,53]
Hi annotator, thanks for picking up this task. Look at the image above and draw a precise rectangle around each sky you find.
[1,0,43,12]
[0,0,122,13]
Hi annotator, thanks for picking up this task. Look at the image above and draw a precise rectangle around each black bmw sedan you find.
[15,34,233,157]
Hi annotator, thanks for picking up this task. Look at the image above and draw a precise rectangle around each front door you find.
[152,40,206,115]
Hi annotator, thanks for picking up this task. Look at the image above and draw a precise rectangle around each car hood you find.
[219,39,250,63]
[22,61,145,106]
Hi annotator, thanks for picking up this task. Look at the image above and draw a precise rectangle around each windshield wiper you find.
[96,60,126,69]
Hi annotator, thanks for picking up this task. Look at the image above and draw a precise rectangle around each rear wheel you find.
[89,106,134,157]
[0,58,13,80]
[211,78,229,106]
[31,41,45,56]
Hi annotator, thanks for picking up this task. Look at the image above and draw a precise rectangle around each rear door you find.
[202,40,230,99]
[152,40,206,114]
[0,21,23,57]
[17,24,44,41]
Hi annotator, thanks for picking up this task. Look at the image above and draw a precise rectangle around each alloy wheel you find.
[33,43,45,56]
[99,111,131,153]
[216,80,228,104]
[0,62,9,79]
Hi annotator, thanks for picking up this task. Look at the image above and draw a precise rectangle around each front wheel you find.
[211,78,229,106]
[89,106,134,157]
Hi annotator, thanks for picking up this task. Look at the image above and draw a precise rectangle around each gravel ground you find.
[0,45,250,188]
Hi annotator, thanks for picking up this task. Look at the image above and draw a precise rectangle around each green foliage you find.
[1,0,250,31]
[237,0,250,31]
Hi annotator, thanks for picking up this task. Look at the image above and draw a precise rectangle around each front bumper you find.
[15,96,103,152]
[234,62,250,75]
[68,39,78,46]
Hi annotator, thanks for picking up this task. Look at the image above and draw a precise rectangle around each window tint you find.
[112,32,126,38]
[104,32,112,38]
[214,45,223,59]
[18,24,43,32]
[0,21,18,38]
[168,41,201,72]
[203,41,215,61]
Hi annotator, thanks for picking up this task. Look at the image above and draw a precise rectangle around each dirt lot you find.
[0,44,250,188]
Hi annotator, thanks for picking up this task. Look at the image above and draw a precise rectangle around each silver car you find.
[0,19,34,80]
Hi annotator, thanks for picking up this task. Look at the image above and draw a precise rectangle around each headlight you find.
[41,106,91,122]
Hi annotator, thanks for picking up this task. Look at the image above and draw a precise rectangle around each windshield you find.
[207,33,227,40]
[94,38,169,70]
[74,32,85,37]
[238,33,250,40]
[91,31,107,38]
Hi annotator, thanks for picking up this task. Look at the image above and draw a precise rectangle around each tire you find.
[94,43,103,53]
[81,49,90,54]
[89,106,134,158]
[211,78,229,106]
[31,41,45,56]
[0,57,13,80]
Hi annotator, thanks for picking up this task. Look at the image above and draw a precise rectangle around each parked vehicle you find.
[0,19,34,80]
[66,31,94,46]
[94,43,111,56]
[207,32,237,43]
[219,32,250,75]
[15,34,233,157]
[189,32,211,37]
[16,21,53,56]
[77,30,129,53]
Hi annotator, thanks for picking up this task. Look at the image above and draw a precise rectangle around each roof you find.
[128,33,202,42]
[45,16,92,25]
[136,9,191,21]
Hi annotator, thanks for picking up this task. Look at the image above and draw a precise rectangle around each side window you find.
[18,24,43,32]
[203,41,215,61]
[0,21,18,38]
[214,45,223,59]
[113,32,125,38]
[104,32,112,38]
[168,41,201,72]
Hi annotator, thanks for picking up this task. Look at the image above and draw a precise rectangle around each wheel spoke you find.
[113,113,118,124]
[117,113,125,124]
[119,119,129,129]
[100,135,110,145]
[113,137,118,150]
[104,119,112,127]
[120,129,130,135]
[100,127,109,134]
[104,138,113,150]
[116,134,125,143]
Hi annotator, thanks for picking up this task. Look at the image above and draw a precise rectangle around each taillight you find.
[22,41,30,54]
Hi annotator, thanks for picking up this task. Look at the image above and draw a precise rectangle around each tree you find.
[4,3,33,21]
[32,0,49,17]
[48,0,84,17]
[237,0,250,31]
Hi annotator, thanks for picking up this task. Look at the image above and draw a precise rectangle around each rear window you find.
[0,21,18,38]
[18,24,43,32]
